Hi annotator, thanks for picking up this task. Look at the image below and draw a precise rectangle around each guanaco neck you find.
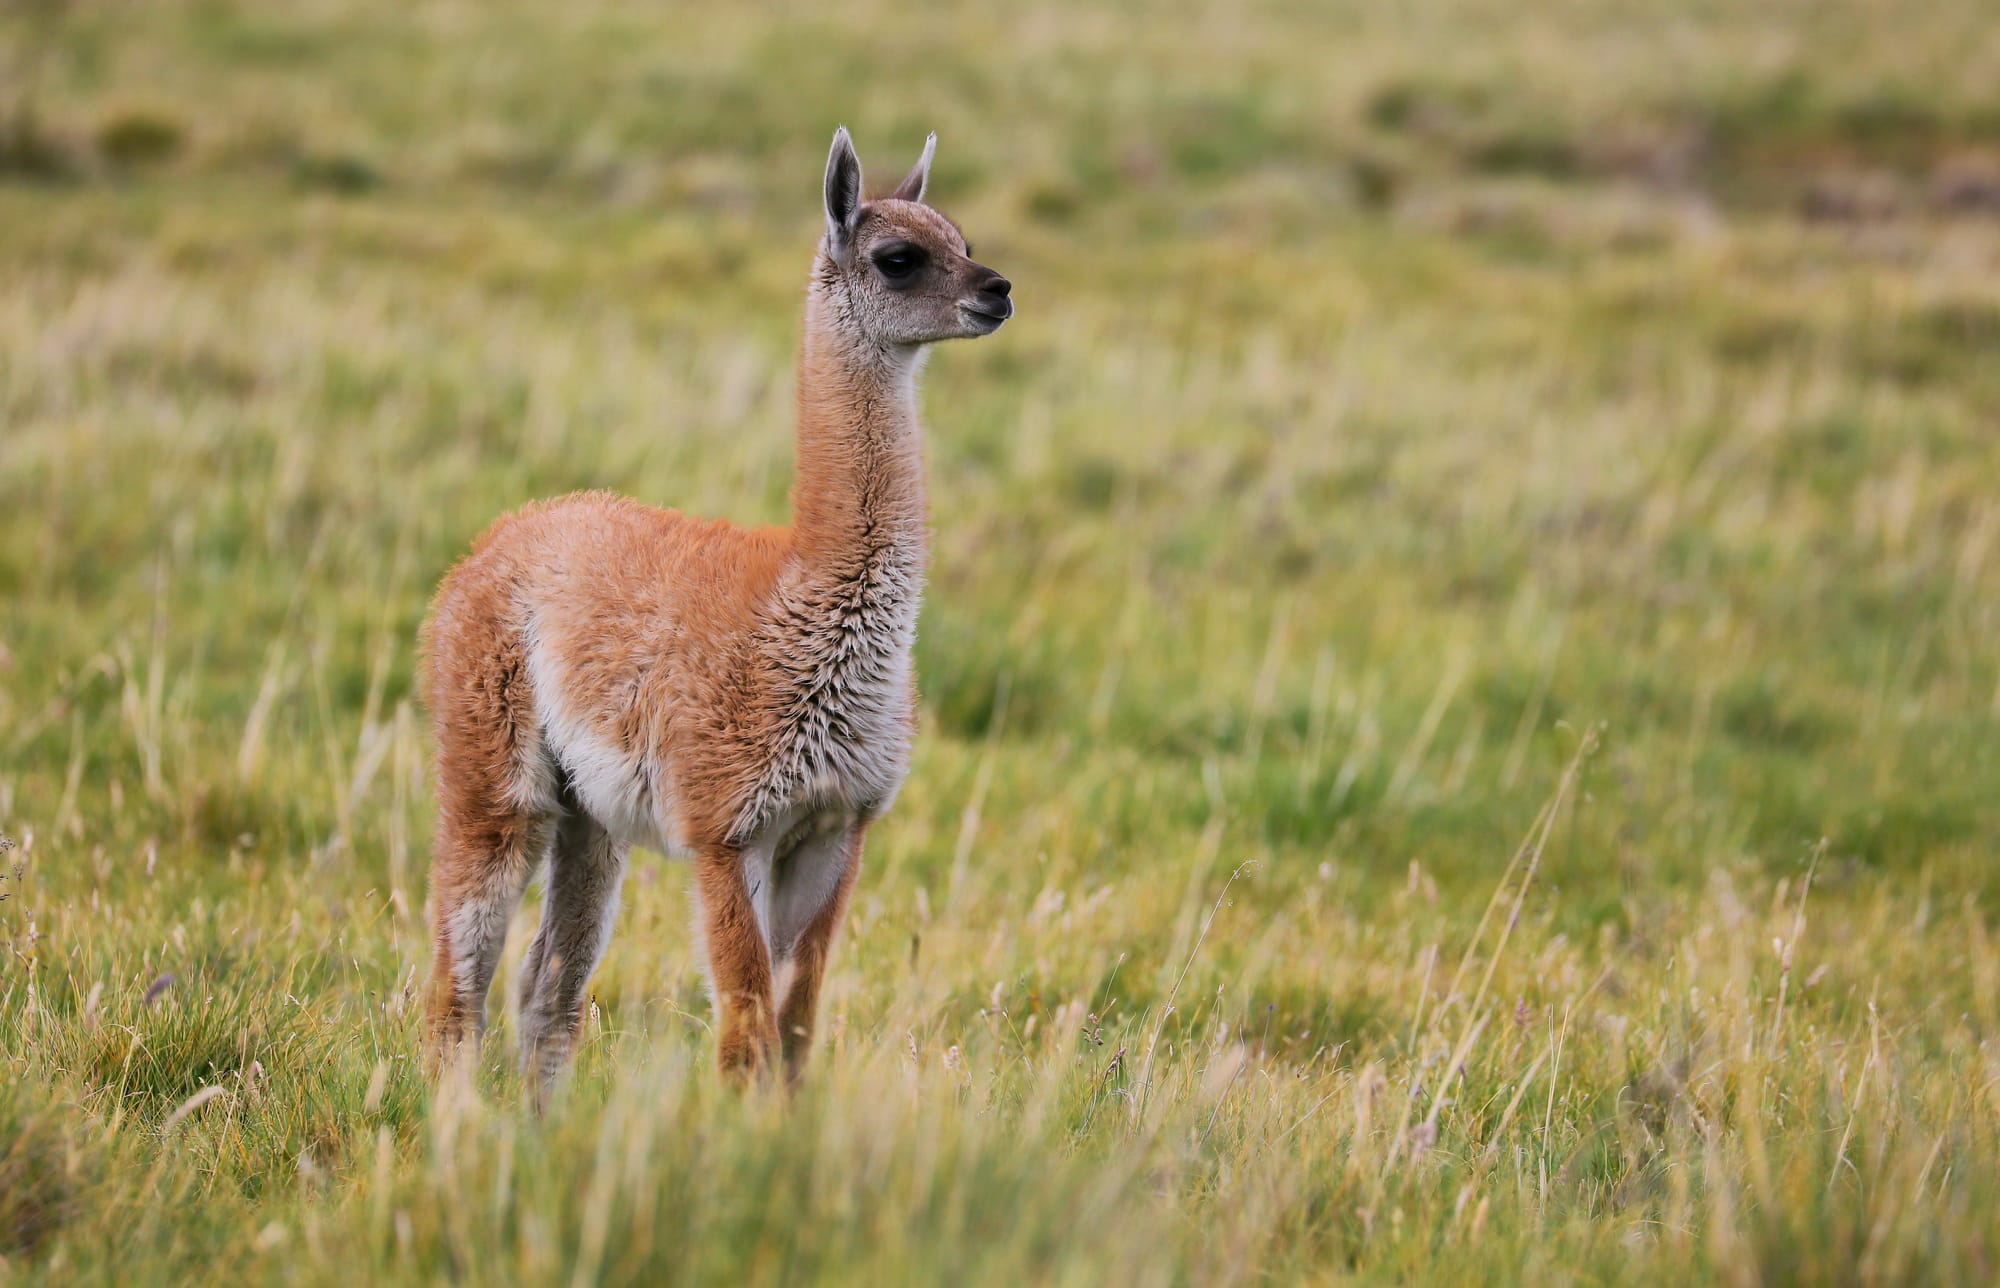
[787,260,929,580]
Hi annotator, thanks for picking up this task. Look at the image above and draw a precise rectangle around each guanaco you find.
[421,128,1012,1095]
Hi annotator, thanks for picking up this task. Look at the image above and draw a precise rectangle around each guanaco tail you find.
[421,128,1013,1095]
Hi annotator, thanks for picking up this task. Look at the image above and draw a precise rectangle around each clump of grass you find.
[95,108,185,169]
[0,1081,97,1260]
[0,103,77,181]
[290,151,383,194]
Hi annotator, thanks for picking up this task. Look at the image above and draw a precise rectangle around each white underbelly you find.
[526,647,686,857]
[556,721,683,854]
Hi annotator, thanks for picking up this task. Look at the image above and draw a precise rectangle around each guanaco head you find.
[818,127,1012,347]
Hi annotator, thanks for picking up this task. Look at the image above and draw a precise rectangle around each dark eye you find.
[872,246,925,281]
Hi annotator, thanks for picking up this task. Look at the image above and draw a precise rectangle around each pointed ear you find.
[890,132,936,204]
[823,126,863,248]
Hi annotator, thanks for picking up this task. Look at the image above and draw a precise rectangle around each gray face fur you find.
[821,128,1013,349]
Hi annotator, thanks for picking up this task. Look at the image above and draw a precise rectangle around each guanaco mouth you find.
[960,301,1012,329]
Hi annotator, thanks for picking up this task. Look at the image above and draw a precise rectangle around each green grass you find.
[4,0,2000,1281]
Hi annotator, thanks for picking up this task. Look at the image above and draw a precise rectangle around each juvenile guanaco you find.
[421,128,1011,1095]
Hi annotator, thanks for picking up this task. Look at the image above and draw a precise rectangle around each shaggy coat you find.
[422,129,1012,1092]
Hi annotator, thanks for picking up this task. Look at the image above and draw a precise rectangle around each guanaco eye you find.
[872,245,925,281]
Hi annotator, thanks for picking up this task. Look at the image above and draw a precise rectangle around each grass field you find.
[5,0,2000,1281]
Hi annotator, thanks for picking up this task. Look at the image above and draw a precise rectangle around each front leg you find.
[773,822,865,1080]
[694,844,780,1083]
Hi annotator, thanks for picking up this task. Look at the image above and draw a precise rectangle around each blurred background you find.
[5,0,1995,897]
[3,1,2000,1279]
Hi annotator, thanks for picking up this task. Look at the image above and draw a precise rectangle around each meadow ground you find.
[4,0,2000,1282]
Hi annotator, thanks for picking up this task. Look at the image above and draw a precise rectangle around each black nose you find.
[983,275,1011,298]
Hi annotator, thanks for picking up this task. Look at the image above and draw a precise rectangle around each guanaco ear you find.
[889,132,936,204]
[824,126,863,249]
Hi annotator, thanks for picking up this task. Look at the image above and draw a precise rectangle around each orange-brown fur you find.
[421,129,1011,1095]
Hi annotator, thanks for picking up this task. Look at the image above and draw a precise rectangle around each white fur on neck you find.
[730,289,930,842]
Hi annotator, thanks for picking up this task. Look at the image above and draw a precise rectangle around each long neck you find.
[789,268,929,575]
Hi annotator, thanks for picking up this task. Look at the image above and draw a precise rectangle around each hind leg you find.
[517,811,628,1101]
[422,541,566,1078]
[426,805,553,1074]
